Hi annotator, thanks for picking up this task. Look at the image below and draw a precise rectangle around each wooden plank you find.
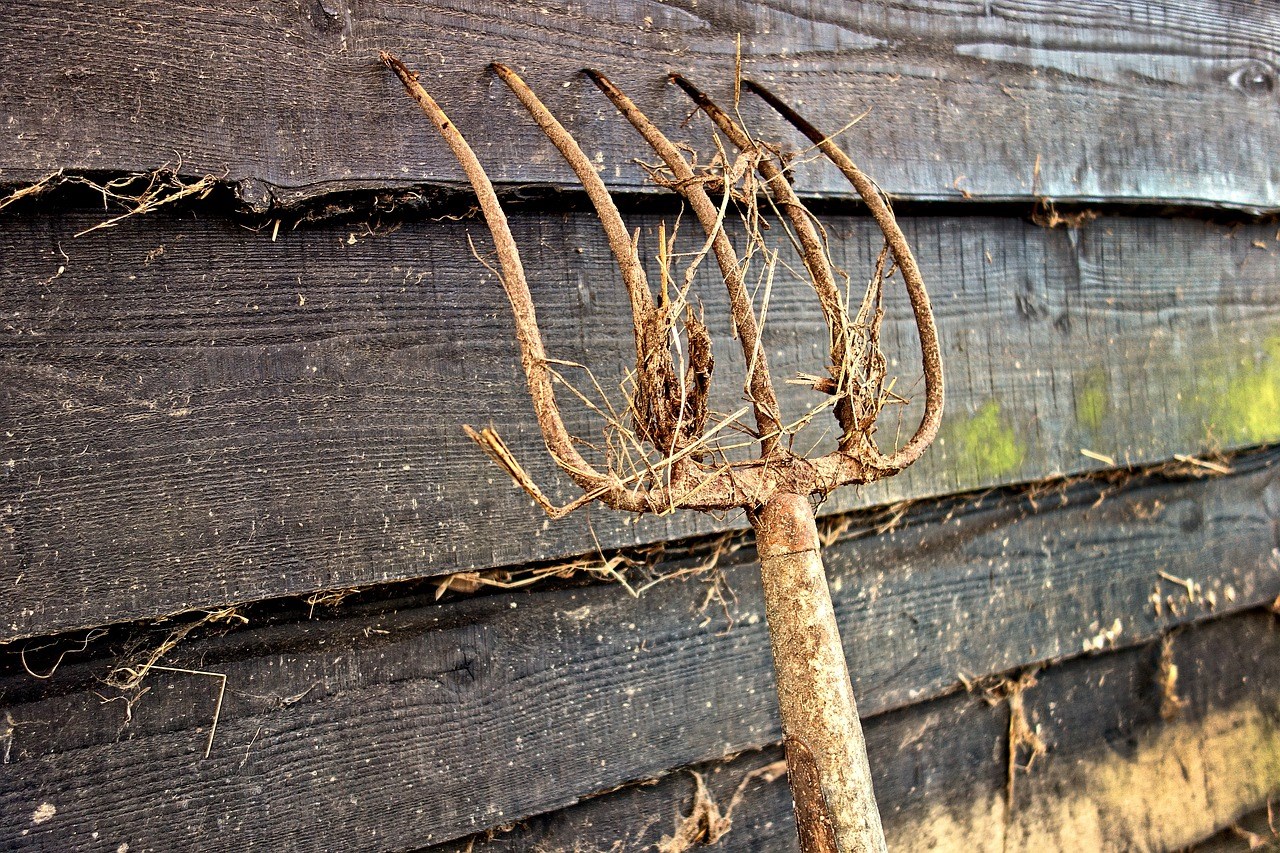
[429,611,1280,853]
[2,1,1278,212]
[2,454,1277,851]
[2,208,1278,638]
[3,207,1278,639]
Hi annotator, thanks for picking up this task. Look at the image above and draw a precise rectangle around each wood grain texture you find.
[428,611,1280,853]
[3,208,1278,639]
[2,454,1278,851]
[1,0,1278,211]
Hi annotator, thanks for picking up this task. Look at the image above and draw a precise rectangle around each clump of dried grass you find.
[0,163,221,235]
[965,668,1046,815]
[657,759,789,853]
[105,606,244,691]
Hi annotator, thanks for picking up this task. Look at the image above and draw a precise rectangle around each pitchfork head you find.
[381,53,943,517]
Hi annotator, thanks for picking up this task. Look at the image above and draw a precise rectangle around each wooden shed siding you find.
[3,210,1278,641]
[2,0,1278,212]
[2,1,1279,850]
[2,451,1277,851]
[431,611,1280,853]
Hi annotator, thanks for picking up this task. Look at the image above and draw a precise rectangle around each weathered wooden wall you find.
[428,611,1280,853]
[2,0,1278,850]
[4,0,1278,212]
[4,210,1277,641]
[3,456,1279,851]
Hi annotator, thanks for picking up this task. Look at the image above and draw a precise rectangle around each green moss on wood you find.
[1204,336,1280,445]
[1074,369,1110,434]
[943,400,1026,480]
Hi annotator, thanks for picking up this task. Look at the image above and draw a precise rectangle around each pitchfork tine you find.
[490,63,720,455]
[743,78,945,468]
[489,64,655,328]
[668,74,874,449]
[667,74,842,317]
[584,68,785,454]
[379,52,612,494]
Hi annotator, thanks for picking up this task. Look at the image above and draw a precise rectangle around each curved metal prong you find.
[489,62,700,452]
[380,52,614,495]
[584,69,784,455]
[488,65,655,335]
[744,78,944,471]
[668,74,874,450]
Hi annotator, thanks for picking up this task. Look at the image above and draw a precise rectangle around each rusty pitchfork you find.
[382,52,944,853]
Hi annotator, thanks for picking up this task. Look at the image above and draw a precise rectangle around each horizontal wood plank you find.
[2,453,1277,851]
[2,208,1278,639]
[1,0,1278,211]
[429,611,1280,852]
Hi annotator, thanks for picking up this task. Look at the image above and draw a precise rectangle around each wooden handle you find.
[752,494,887,853]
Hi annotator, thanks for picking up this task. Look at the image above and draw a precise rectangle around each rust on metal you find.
[382,51,942,852]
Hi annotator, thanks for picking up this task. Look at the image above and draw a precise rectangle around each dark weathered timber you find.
[1,0,1278,212]
[2,456,1278,852]
[3,209,1278,640]
[427,612,1280,853]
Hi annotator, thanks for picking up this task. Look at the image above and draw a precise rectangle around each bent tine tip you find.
[667,73,709,104]
[741,79,824,140]
[379,51,421,90]
[583,68,622,97]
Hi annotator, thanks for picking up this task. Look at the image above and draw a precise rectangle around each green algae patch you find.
[1200,336,1280,446]
[941,399,1026,480]
[1073,369,1110,434]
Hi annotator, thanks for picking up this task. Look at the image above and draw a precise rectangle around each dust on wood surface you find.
[2,208,1278,640]
[1,0,1278,212]
[427,612,1280,853]
[2,453,1277,852]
